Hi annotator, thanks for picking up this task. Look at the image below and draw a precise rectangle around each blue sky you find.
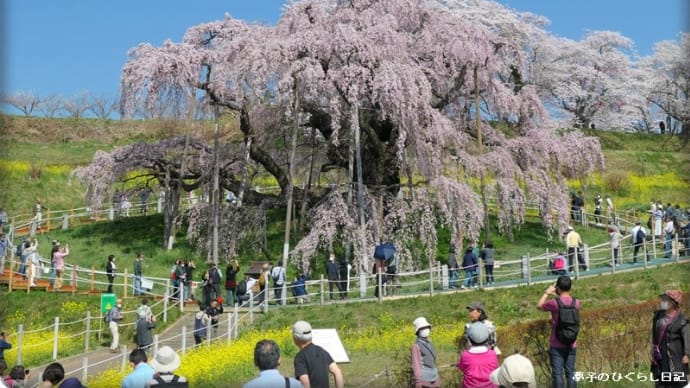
[1,0,687,105]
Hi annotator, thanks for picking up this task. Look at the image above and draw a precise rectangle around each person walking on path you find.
[448,245,459,289]
[461,246,478,289]
[292,320,345,388]
[565,226,586,272]
[243,339,302,388]
[326,254,340,301]
[664,216,675,258]
[537,275,581,388]
[605,194,615,223]
[609,227,623,265]
[410,317,440,388]
[271,262,286,304]
[52,244,69,290]
[225,259,240,307]
[107,299,124,353]
[0,233,7,277]
[480,241,495,285]
[651,290,689,388]
[631,221,647,264]
[338,259,349,300]
[205,299,223,338]
[135,312,157,352]
[106,254,116,294]
[193,306,210,345]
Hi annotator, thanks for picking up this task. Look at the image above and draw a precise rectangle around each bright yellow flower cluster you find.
[3,330,83,367]
[0,160,30,177]
[43,164,72,175]
[343,322,460,354]
[87,328,293,386]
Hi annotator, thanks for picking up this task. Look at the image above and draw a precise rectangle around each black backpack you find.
[152,374,188,387]
[636,228,646,244]
[236,280,248,295]
[555,297,580,345]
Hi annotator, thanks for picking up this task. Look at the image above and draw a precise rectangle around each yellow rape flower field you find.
[87,324,462,387]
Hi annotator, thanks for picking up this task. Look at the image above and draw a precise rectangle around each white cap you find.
[413,317,431,334]
[490,354,536,388]
[292,320,313,341]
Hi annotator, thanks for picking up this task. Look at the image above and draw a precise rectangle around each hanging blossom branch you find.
[184,202,267,262]
[383,192,438,270]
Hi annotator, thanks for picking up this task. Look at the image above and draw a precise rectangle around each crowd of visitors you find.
[0,193,688,387]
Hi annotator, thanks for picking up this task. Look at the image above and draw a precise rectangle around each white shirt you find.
[664,220,675,234]
[631,225,646,243]
[245,277,257,294]
[610,231,622,248]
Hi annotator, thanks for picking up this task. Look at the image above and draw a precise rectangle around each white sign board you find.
[312,329,350,363]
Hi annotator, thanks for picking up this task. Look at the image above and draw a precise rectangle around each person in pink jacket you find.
[52,244,69,290]
[457,322,498,388]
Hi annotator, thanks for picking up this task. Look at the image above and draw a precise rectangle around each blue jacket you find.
[294,274,308,296]
[461,251,477,271]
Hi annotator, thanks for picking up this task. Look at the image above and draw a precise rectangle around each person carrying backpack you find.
[271,263,286,304]
[537,275,581,388]
[631,221,647,264]
[146,346,188,387]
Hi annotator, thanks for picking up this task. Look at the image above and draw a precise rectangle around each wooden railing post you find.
[181,326,187,355]
[163,292,168,323]
[85,311,91,352]
[123,269,128,298]
[71,266,77,295]
[90,266,96,292]
[233,304,239,339]
[81,357,88,383]
[320,275,325,305]
[8,255,14,292]
[16,324,23,365]
[52,316,59,360]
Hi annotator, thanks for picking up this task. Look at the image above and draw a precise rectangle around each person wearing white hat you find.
[456,322,498,388]
[146,346,187,387]
[411,317,440,388]
[489,353,536,388]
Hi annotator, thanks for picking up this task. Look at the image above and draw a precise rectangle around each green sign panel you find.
[101,293,116,313]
